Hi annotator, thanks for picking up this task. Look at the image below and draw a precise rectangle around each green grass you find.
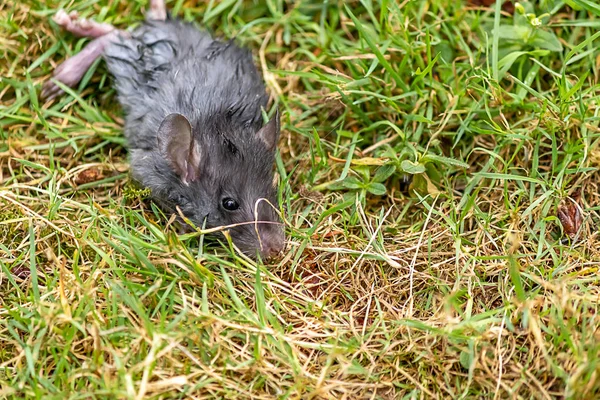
[2,0,600,398]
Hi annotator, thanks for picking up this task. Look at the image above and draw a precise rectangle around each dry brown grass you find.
[2,0,600,399]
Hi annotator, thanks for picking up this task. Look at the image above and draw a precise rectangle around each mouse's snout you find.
[228,219,285,260]
[258,225,286,260]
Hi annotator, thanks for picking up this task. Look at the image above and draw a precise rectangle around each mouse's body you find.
[42,1,285,259]
[106,19,268,148]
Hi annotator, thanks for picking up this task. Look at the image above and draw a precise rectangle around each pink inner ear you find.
[257,109,280,151]
[157,113,201,184]
[184,145,201,184]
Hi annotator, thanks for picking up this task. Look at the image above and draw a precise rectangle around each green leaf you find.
[406,114,434,124]
[255,268,267,326]
[373,164,396,183]
[421,154,469,169]
[400,160,426,174]
[409,174,428,196]
[366,183,387,196]
[563,72,589,101]
[508,255,526,302]
[498,51,529,77]
[494,25,562,52]
[413,53,441,84]
[346,359,370,375]
[529,29,563,52]
[498,50,550,77]
[494,25,531,41]
[220,266,248,313]
[341,176,364,190]
[459,348,474,370]
[564,0,583,10]
[565,30,600,65]
[570,0,600,16]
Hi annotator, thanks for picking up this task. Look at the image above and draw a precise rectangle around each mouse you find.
[41,0,285,260]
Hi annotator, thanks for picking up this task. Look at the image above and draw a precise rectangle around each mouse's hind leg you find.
[147,0,167,21]
[41,11,126,100]
[41,32,121,100]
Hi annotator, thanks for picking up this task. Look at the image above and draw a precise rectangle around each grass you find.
[1,0,600,398]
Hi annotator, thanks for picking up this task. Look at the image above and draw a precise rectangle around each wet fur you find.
[103,18,283,257]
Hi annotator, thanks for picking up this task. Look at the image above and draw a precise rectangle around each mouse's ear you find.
[256,109,280,152]
[157,113,200,185]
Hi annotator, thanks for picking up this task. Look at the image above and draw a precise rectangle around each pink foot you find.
[147,0,167,21]
[53,9,115,38]
[41,31,120,100]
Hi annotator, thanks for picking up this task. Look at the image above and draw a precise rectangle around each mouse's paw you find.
[40,80,63,101]
[41,55,87,100]
[52,9,115,38]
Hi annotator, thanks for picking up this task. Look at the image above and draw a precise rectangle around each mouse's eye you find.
[222,198,239,211]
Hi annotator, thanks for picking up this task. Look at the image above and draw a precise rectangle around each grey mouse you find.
[42,0,285,260]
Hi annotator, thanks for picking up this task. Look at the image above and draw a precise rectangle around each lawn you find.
[2,0,600,398]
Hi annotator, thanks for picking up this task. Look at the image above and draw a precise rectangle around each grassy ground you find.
[2,0,600,398]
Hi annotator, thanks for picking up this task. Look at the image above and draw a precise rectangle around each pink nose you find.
[260,232,285,259]
[261,243,283,259]
[264,245,281,259]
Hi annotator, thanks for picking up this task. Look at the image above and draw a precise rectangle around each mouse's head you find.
[152,111,285,260]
